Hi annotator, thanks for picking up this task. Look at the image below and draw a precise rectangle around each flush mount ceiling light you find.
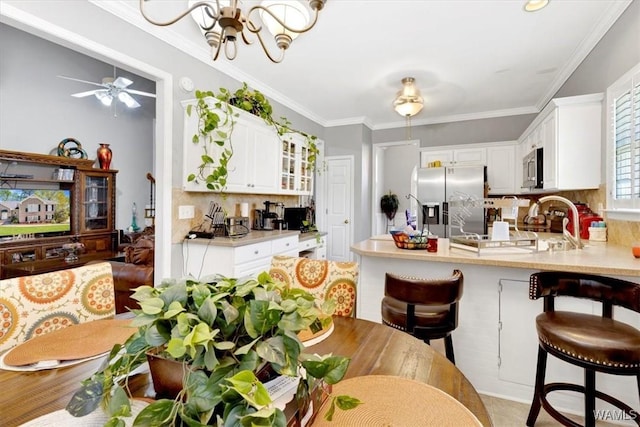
[393,77,424,117]
[139,0,326,63]
[524,0,549,12]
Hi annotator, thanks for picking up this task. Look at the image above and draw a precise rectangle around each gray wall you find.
[0,23,155,231]
[372,114,537,147]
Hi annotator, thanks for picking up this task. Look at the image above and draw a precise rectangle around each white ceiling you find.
[94,0,632,130]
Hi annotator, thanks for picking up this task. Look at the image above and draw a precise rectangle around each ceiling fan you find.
[57,69,155,109]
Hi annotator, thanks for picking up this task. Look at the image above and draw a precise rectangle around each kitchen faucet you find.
[528,195,583,249]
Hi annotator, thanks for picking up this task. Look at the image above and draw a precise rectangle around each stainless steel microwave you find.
[523,147,543,189]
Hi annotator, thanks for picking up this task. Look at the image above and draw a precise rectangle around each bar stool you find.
[526,271,640,427]
[381,269,463,364]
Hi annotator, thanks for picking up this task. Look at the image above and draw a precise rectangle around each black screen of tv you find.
[0,189,71,237]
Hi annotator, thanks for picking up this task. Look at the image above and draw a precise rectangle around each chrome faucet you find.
[528,195,583,249]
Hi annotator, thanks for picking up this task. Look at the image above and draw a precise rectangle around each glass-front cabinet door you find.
[281,137,297,192]
[280,134,313,195]
[79,170,114,233]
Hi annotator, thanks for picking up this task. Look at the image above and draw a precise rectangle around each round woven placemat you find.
[4,318,134,366]
[311,375,483,426]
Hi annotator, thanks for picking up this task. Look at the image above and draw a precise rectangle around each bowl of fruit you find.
[390,229,429,250]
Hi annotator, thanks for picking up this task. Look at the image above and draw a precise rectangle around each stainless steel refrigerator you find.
[416,166,487,237]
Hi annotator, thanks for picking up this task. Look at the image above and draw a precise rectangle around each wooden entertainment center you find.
[0,149,119,278]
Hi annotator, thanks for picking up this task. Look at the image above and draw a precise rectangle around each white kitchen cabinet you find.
[486,143,516,194]
[184,234,298,279]
[225,115,280,194]
[279,133,313,195]
[421,146,486,167]
[298,234,327,259]
[518,93,602,192]
[182,100,279,194]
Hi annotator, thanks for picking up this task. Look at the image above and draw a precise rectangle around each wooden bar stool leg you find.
[444,335,455,365]
[527,346,547,426]
[585,369,596,427]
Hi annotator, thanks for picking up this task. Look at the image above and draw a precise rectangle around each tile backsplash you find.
[493,185,639,248]
[172,188,302,243]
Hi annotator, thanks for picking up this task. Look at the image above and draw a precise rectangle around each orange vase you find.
[97,143,112,170]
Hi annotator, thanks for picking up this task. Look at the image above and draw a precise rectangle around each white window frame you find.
[605,62,640,221]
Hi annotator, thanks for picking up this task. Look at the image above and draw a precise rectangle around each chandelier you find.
[139,0,327,63]
[393,77,424,117]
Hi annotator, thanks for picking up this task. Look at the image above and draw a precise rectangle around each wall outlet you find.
[178,205,195,219]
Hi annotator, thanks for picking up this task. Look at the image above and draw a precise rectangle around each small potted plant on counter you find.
[66,272,360,426]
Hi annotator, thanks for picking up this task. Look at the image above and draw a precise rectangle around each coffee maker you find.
[253,201,286,230]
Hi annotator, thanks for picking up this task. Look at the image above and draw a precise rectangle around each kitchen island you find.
[351,236,639,418]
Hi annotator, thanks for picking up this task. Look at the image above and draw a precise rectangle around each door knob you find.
[344,219,349,224]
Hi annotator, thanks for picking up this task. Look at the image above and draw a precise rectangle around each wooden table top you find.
[0,316,492,427]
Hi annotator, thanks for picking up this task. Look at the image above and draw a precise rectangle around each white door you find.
[325,156,354,262]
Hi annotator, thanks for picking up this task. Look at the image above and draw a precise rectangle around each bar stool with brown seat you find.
[381,269,463,364]
[527,271,640,427]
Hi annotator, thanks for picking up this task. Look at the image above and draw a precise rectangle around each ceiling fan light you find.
[394,101,424,117]
[260,1,310,40]
[393,77,424,117]
[95,92,113,107]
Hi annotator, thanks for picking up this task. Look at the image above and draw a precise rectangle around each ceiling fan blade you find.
[113,76,133,89]
[57,75,105,88]
[118,91,141,108]
[124,88,156,98]
[71,89,102,98]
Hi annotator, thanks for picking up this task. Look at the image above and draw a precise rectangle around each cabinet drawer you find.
[235,241,272,264]
[298,238,317,252]
[272,236,297,254]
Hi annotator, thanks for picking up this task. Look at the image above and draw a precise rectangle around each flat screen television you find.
[0,189,71,238]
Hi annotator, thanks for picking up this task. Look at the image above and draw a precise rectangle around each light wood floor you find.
[429,339,622,427]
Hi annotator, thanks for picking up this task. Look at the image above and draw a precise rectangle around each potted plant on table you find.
[66,272,359,426]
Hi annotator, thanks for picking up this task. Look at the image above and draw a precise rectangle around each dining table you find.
[0,316,492,427]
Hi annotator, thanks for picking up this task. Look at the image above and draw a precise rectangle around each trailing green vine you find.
[186,83,320,192]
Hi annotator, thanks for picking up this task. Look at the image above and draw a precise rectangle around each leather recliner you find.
[109,235,154,313]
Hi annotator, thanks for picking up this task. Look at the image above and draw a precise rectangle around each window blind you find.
[613,77,640,200]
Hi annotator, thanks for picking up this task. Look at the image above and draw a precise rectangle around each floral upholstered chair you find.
[0,262,116,353]
[269,255,359,317]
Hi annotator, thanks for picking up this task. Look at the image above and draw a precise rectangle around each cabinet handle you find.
[344,219,349,224]
[254,250,259,255]
[285,243,290,246]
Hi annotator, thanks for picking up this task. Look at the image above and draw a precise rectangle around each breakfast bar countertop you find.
[352,235,640,277]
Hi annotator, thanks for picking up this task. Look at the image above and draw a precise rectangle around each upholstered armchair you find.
[0,262,116,354]
[269,255,359,317]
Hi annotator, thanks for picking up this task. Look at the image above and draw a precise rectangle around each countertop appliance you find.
[284,207,314,231]
[567,202,602,240]
[225,216,250,237]
[253,201,284,230]
[417,166,487,238]
[522,147,543,189]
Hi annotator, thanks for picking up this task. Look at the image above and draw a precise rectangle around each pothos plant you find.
[186,83,320,192]
[66,272,360,426]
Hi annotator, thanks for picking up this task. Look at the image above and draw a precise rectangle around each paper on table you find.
[19,399,149,426]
